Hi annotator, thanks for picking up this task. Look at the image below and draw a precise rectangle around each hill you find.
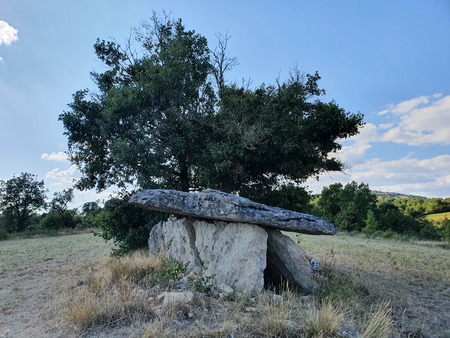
[372,190,429,200]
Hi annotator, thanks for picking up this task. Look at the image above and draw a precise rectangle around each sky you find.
[1,0,449,208]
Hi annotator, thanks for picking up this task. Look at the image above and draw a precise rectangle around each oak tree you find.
[60,13,364,203]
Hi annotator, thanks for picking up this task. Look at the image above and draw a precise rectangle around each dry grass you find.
[302,300,347,337]
[295,233,450,337]
[62,252,161,331]
[362,302,393,338]
[2,232,448,337]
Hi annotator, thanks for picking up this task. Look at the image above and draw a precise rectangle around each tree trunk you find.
[179,163,190,192]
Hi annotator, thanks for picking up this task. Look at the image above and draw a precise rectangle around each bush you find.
[39,210,82,230]
[437,218,450,246]
[95,192,167,256]
[39,212,63,230]
[418,219,440,240]
[0,217,8,240]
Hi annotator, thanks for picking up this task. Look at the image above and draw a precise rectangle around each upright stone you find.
[147,218,268,296]
[148,218,202,270]
[265,229,319,294]
[193,220,267,296]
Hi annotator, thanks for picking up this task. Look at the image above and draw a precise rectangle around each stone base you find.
[148,218,319,296]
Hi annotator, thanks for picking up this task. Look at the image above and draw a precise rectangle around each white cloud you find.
[333,123,378,166]
[306,155,450,198]
[45,165,80,188]
[391,95,430,114]
[303,94,450,198]
[378,94,450,145]
[0,20,18,46]
[41,151,69,162]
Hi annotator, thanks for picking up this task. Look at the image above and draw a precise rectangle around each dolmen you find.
[129,189,336,297]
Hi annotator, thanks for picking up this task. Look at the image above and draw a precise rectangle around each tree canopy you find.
[0,172,47,232]
[60,13,364,202]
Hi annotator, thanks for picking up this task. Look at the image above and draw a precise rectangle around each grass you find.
[425,211,450,222]
[59,250,395,337]
[1,232,449,337]
[295,233,450,336]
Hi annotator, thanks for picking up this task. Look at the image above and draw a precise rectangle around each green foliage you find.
[39,210,82,230]
[39,212,63,230]
[376,201,418,234]
[60,13,363,199]
[49,188,75,228]
[144,258,188,288]
[81,201,100,216]
[188,265,215,293]
[0,173,47,233]
[201,73,364,195]
[316,181,376,231]
[417,218,440,240]
[245,184,312,212]
[94,192,167,256]
[363,210,379,234]
[314,181,450,242]
[437,218,450,246]
[0,216,8,240]
[60,14,215,192]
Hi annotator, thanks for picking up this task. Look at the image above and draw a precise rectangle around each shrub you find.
[0,217,8,240]
[94,192,167,256]
[418,219,440,240]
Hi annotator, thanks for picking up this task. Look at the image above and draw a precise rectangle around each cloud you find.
[334,123,378,166]
[378,94,450,145]
[45,165,80,188]
[41,152,69,162]
[0,20,18,46]
[306,155,450,198]
[303,92,450,198]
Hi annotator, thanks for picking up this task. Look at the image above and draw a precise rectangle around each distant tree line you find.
[0,172,99,239]
[309,181,450,243]
[1,173,448,251]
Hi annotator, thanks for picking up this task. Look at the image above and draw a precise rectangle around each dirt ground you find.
[0,233,449,337]
[0,233,112,337]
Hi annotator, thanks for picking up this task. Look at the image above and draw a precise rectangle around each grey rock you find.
[193,220,267,296]
[159,291,194,307]
[148,218,202,272]
[265,229,319,294]
[148,218,267,297]
[130,189,335,235]
[338,326,362,338]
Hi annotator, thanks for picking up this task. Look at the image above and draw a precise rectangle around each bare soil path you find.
[0,233,112,337]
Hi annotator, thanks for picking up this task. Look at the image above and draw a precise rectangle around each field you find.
[0,232,449,337]
[425,212,450,222]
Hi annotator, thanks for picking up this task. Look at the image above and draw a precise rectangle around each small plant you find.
[302,299,348,337]
[144,258,188,288]
[188,265,215,293]
[362,302,393,338]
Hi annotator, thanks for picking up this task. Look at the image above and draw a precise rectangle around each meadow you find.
[425,212,450,222]
[0,232,448,337]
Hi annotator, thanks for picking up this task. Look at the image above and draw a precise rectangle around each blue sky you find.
[1,0,449,207]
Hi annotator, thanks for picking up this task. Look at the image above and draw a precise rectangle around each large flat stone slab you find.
[130,189,336,235]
